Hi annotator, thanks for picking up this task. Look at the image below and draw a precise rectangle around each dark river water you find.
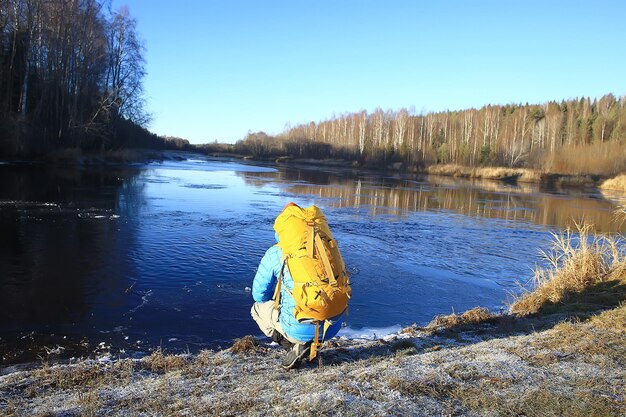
[1,155,624,364]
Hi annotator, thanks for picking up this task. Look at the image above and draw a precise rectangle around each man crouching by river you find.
[251,203,350,369]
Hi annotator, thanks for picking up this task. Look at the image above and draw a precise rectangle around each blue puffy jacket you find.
[252,244,344,342]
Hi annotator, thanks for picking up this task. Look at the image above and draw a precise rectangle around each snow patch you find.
[339,325,403,340]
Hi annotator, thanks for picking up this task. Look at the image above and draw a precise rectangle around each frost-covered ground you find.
[1,304,624,417]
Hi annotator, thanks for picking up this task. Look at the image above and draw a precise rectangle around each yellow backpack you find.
[273,204,351,359]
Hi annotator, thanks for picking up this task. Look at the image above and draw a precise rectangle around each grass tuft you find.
[31,362,103,390]
[388,376,456,399]
[390,339,417,354]
[230,335,261,354]
[589,301,626,332]
[142,348,189,373]
[193,349,215,367]
[510,222,626,316]
[427,307,496,330]
[600,173,626,193]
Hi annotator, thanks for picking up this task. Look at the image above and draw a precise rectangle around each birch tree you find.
[105,6,148,125]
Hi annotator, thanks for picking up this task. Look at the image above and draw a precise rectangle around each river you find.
[1,155,624,364]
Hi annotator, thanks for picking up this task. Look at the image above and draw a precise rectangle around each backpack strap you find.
[309,320,333,361]
[310,322,320,361]
[306,223,315,258]
[273,257,288,310]
[314,234,336,286]
[322,320,331,341]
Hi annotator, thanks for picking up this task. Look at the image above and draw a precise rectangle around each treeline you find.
[235,94,626,175]
[0,0,168,158]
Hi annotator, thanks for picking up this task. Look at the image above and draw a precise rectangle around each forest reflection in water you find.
[239,167,626,234]
[0,165,145,362]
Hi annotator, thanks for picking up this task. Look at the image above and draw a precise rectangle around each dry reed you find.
[542,142,626,176]
[510,223,626,316]
[600,174,626,193]
[425,164,543,183]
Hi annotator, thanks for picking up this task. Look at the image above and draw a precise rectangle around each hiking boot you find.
[271,330,294,351]
[281,342,311,370]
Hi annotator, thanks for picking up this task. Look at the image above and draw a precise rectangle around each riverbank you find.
[1,148,203,166]
[424,165,626,193]
[209,152,626,192]
[10,148,626,193]
[1,302,624,416]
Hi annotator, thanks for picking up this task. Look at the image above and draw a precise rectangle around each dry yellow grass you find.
[142,348,189,373]
[425,164,472,177]
[510,222,626,316]
[600,174,626,193]
[425,163,617,187]
[230,335,261,354]
[512,169,543,183]
[426,307,496,330]
[590,301,626,331]
[425,164,544,183]
[476,167,542,183]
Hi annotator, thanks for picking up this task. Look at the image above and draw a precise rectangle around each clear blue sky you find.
[112,0,626,144]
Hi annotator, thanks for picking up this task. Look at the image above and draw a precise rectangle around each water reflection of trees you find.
[237,168,624,233]
[238,166,338,187]
[0,166,143,332]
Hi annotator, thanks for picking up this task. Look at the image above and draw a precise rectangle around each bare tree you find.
[105,6,148,125]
